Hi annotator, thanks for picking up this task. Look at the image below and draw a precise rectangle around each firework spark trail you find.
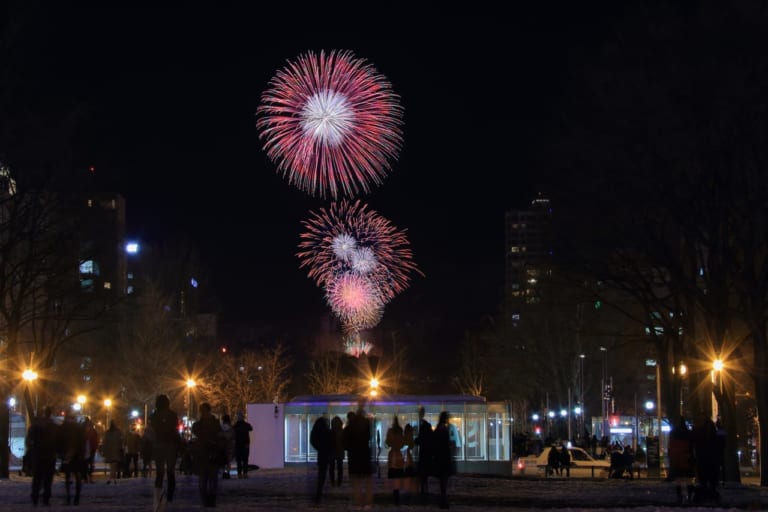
[257,49,404,199]
[297,200,421,301]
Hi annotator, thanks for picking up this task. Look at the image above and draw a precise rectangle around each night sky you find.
[5,5,624,340]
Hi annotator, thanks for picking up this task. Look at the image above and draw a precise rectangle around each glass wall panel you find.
[464,413,485,460]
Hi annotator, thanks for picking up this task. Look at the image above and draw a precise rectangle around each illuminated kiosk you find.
[276,394,512,475]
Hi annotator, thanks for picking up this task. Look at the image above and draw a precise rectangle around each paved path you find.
[1,466,766,511]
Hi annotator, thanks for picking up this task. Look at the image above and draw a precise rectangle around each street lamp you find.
[22,368,39,416]
[186,378,196,429]
[677,363,687,416]
[712,358,724,420]
[77,394,87,416]
[369,377,379,397]
[104,398,112,427]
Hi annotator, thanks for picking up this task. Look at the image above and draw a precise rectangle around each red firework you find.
[326,272,384,330]
[297,200,421,301]
[256,50,404,199]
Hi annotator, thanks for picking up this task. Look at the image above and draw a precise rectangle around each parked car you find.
[515,445,611,478]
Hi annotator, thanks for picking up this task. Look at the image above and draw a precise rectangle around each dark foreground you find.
[1,466,766,511]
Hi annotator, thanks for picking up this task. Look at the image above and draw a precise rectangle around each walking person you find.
[310,415,332,504]
[192,402,223,508]
[149,394,180,507]
[385,415,406,505]
[232,412,253,479]
[347,398,373,509]
[58,409,87,505]
[26,405,59,507]
[415,406,433,503]
[220,414,235,479]
[124,425,141,478]
[102,420,124,484]
[432,411,456,510]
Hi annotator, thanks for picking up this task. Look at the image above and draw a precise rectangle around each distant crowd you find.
[23,395,462,509]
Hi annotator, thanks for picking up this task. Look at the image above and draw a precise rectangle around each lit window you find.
[103,282,111,289]
[79,260,94,274]
[127,272,133,279]
[510,246,520,253]
[126,285,134,294]
[512,314,520,320]
[190,277,198,288]
[87,199,93,207]
[125,242,139,254]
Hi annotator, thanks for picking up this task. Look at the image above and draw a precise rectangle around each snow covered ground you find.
[0,465,765,511]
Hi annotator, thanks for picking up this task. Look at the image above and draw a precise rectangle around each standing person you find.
[347,398,373,509]
[192,402,223,508]
[310,415,332,504]
[415,406,433,502]
[403,423,417,493]
[58,409,86,505]
[669,416,695,505]
[220,414,235,479]
[329,415,345,487]
[691,411,720,503]
[124,425,141,478]
[343,411,355,482]
[232,412,253,479]
[83,417,99,483]
[26,405,59,506]
[385,415,406,505]
[432,411,456,510]
[141,424,155,478]
[149,394,180,506]
[559,444,572,477]
[102,421,124,484]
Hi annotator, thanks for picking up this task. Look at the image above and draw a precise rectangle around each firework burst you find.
[256,49,404,199]
[326,272,384,330]
[297,200,421,300]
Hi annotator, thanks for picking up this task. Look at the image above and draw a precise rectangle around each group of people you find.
[26,406,104,506]
[668,412,726,505]
[25,394,254,509]
[309,401,456,509]
[545,443,572,477]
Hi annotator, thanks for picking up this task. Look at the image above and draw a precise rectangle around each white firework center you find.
[301,88,355,147]
[331,233,357,262]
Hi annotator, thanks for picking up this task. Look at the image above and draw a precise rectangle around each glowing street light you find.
[22,369,39,416]
[104,398,112,427]
[369,377,379,397]
[186,379,196,427]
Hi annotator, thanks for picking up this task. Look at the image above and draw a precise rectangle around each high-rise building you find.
[503,192,553,332]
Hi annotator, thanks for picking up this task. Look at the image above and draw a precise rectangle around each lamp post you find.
[22,369,39,417]
[77,395,87,417]
[104,398,112,428]
[712,359,723,421]
[186,379,196,431]
[677,363,687,416]
[369,377,379,398]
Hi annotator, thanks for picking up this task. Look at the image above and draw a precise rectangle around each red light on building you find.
[221,346,227,353]
[610,416,619,427]
[88,165,95,173]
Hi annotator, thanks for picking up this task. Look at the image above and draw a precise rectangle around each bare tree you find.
[116,282,186,410]
[305,351,355,395]
[198,343,293,415]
